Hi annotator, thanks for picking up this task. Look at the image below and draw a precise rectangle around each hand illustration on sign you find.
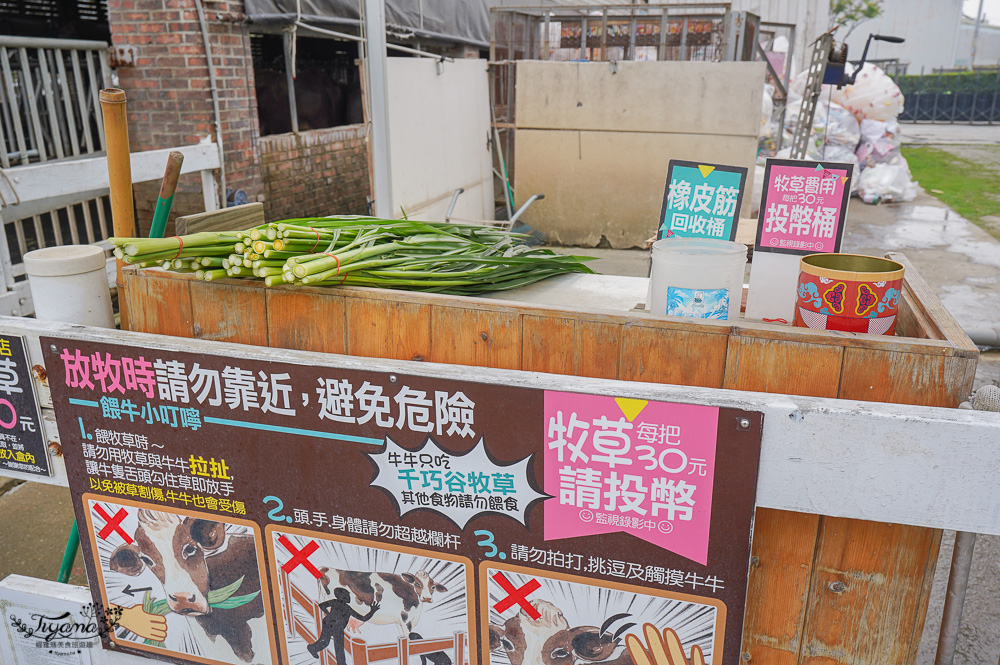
[626,625,706,665]
[115,604,168,643]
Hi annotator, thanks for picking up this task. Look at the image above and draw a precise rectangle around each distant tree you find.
[829,0,883,39]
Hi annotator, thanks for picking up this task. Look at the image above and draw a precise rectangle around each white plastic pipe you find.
[23,246,114,328]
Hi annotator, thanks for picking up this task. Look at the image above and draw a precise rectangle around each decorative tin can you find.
[793,254,905,335]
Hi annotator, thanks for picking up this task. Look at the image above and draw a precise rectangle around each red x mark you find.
[93,504,133,544]
[492,572,540,620]
[278,535,322,579]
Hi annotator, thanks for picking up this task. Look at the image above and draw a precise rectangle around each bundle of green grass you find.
[110,216,594,295]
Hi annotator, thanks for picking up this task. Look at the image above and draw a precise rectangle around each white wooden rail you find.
[0,315,998,536]
[0,143,221,317]
[0,141,221,222]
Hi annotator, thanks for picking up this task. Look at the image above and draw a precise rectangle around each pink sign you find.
[756,159,853,255]
[543,392,719,565]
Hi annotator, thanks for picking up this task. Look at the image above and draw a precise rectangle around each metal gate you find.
[893,69,1000,124]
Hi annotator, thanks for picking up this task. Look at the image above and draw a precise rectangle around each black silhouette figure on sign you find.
[410,632,453,665]
[307,588,379,661]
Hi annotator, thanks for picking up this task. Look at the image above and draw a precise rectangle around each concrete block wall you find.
[259,125,371,221]
[108,0,264,232]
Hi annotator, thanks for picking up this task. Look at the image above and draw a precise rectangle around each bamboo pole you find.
[99,88,134,330]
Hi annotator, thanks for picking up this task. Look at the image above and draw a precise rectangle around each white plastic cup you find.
[24,245,115,328]
[647,238,747,321]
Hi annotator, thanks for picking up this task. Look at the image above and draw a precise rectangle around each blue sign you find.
[657,161,748,241]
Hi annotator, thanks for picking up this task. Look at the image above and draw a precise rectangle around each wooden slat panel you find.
[122,269,194,338]
[175,202,266,235]
[618,325,728,387]
[188,280,268,346]
[266,289,347,354]
[345,298,432,362]
[799,518,941,665]
[724,336,844,397]
[741,509,821,665]
[522,316,622,379]
[431,307,522,370]
[575,320,621,379]
[522,315,575,375]
[895,286,939,341]
[838,348,975,407]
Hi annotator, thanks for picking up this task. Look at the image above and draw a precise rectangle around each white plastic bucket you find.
[24,245,115,328]
[647,238,747,321]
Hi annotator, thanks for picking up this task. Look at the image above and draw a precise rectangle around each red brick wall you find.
[108,0,263,233]
[260,125,371,221]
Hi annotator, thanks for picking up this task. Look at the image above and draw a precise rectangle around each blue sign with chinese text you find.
[657,161,748,242]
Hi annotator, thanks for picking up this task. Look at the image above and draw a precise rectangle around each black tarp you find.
[245,0,493,48]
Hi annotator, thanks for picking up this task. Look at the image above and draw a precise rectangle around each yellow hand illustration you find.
[114,604,168,643]
[625,624,706,665]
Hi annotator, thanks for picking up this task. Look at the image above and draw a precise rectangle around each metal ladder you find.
[789,33,833,160]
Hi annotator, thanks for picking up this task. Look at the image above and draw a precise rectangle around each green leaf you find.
[210,590,261,609]
[149,599,171,615]
[206,576,245,604]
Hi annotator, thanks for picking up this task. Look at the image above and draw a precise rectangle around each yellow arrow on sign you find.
[614,397,648,422]
[697,165,715,178]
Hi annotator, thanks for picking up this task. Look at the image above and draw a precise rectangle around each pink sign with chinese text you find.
[543,392,719,565]
[756,159,853,256]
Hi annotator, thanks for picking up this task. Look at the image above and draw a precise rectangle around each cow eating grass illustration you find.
[108,509,266,663]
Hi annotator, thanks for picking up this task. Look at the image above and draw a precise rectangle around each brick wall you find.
[259,125,371,221]
[108,0,263,233]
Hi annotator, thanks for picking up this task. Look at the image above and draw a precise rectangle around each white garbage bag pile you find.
[831,63,905,121]
[757,62,917,204]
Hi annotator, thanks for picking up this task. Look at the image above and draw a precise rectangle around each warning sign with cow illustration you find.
[80,497,276,664]
[44,336,762,665]
[269,529,473,665]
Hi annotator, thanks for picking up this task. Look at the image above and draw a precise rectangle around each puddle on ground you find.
[939,284,997,328]
[858,205,1000,270]
[967,276,998,286]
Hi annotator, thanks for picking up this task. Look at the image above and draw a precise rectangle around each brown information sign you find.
[43,337,763,665]
[0,334,48,476]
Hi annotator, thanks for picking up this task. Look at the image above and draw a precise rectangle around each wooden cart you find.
[121,251,978,665]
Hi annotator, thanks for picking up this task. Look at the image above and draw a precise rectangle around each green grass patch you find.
[902,145,1000,239]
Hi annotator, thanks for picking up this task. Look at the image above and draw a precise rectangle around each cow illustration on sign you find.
[486,568,721,665]
[272,532,471,665]
[87,500,273,665]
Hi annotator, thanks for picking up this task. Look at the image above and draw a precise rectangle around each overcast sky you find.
[964,0,1000,24]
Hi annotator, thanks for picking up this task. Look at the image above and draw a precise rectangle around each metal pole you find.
[971,0,985,69]
[543,11,550,60]
[934,532,977,665]
[282,32,299,134]
[363,0,393,218]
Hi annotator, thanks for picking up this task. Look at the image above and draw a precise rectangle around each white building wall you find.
[842,0,964,73]
[955,22,1000,68]
[386,58,494,221]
